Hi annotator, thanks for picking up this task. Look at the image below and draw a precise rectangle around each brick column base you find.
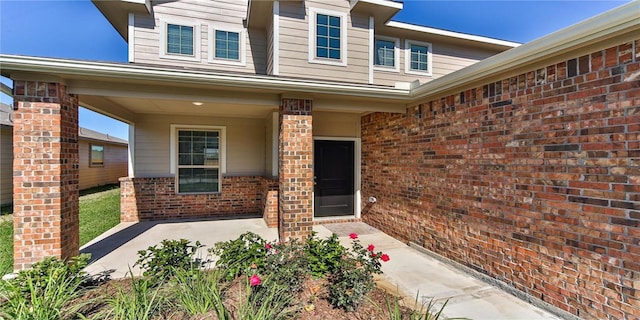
[261,177,278,228]
[278,98,313,241]
[12,80,79,270]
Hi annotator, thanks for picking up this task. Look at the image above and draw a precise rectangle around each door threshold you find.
[313,216,361,225]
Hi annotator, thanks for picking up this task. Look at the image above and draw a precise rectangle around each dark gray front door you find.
[314,140,355,217]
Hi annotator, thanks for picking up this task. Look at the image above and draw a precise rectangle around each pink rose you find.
[381,254,390,262]
[349,233,358,239]
[367,244,375,252]
[249,274,261,286]
[265,243,272,249]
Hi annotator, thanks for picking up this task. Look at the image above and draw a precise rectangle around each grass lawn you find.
[0,185,121,275]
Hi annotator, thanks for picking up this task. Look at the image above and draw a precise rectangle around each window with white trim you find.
[405,40,432,75]
[90,145,104,167]
[176,129,221,193]
[160,20,201,61]
[209,25,246,66]
[308,8,347,66]
[373,36,399,71]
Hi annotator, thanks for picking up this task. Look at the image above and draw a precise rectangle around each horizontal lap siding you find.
[133,0,266,74]
[278,1,369,83]
[374,40,497,86]
[0,127,12,205]
[134,114,265,178]
[362,39,640,319]
[79,141,128,190]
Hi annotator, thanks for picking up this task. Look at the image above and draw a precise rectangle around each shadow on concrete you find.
[80,214,262,264]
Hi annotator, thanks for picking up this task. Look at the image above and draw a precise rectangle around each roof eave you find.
[409,1,640,102]
[0,55,411,101]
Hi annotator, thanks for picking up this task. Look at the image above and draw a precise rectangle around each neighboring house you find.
[0,103,12,206]
[0,103,127,205]
[78,127,128,190]
[0,1,638,318]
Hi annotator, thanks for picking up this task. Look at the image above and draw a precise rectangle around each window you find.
[90,145,104,167]
[209,25,246,66]
[159,20,201,61]
[215,30,240,60]
[308,8,347,66]
[176,129,222,193]
[167,24,194,56]
[316,14,341,60]
[373,36,399,71]
[405,40,432,75]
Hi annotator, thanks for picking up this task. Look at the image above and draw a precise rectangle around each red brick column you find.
[278,98,313,241]
[12,80,79,270]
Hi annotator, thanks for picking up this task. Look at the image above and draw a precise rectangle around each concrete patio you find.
[81,218,564,320]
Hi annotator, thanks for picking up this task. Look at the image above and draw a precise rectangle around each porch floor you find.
[81,218,561,320]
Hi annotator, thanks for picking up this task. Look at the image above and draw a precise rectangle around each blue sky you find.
[0,0,631,140]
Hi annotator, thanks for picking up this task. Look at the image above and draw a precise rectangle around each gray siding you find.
[133,0,267,74]
[0,127,11,205]
[277,1,370,83]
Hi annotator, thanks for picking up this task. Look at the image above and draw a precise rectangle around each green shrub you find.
[263,239,309,293]
[135,239,203,283]
[210,232,269,281]
[328,259,375,312]
[305,232,346,277]
[0,255,90,320]
[172,268,230,318]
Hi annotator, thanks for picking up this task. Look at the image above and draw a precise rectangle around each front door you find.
[314,140,355,217]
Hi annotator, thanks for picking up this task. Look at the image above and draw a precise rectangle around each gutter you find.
[0,55,411,101]
[408,1,640,102]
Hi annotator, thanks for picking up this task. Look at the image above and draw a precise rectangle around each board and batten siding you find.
[134,114,266,178]
[0,127,12,205]
[79,140,128,190]
[277,1,370,83]
[132,0,267,74]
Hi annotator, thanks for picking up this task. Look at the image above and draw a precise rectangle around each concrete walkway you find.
[82,218,563,320]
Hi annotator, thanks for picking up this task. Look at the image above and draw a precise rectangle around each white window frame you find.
[404,39,433,76]
[373,35,400,72]
[308,7,348,67]
[208,24,247,67]
[170,125,227,194]
[159,19,201,62]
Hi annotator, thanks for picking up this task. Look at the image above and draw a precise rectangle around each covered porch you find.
[2,56,410,270]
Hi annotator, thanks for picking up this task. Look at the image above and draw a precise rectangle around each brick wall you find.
[278,98,314,241]
[119,176,268,221]
[261,177,278,227]
[362,40,640,319]
[12,81,79,270]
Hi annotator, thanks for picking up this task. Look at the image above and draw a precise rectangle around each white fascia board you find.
[351,0,403,10]
[408,1,640,101]
[386,21,521,48]
[0,55,410,100]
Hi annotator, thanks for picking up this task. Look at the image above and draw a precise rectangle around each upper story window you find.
[316,14,341,60]
[374,36,399,72]
[167,24,194,55]
[209,25,246,66]
[308,8,347,66]
[160,20,201,62]
[405,40,432,76]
